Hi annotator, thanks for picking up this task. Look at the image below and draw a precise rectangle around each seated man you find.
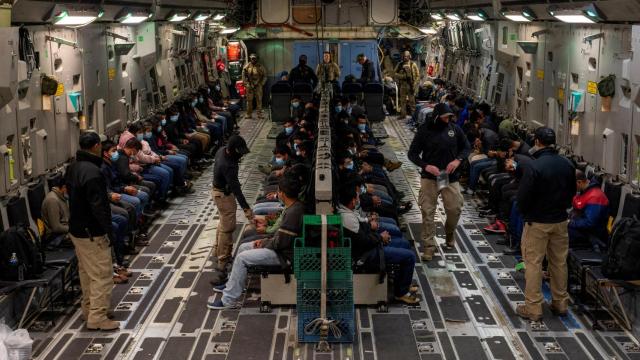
[569,170,609,250]
[207,176,304,309]
[337,186,418,305]
[41,176,70,248]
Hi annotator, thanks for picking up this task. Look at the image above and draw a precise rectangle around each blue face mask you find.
[198,97,204,104]
[215,84,221,91]
[293,143,299,151]
[357,124,366,132]
[355,200,361,210]
[110,151,120,162]
[346,162,354,170]
[161,119,167,126]
[170,114,179,122]
[157,126,163,132]
[144,132,153,139]
[346,106,352,115]
[136,134,144,141]
[513,161,518,170]
[207,88,211,94]
[360,185,367,194]
[292,102,300,108]
[284,127,293,135]
[274,157,285,166]
[191,100,197,108]
[335,105,343,113]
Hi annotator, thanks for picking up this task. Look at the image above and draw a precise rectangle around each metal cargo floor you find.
[31,114,640,360]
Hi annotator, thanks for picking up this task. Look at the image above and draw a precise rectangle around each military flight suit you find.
[394,60,420,117]
[316,62,341,83]
[242,62,267,117]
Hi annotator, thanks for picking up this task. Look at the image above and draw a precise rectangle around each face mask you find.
[335,105,343,113]
[136,134,144,141]
[357,124,367,132]
[355,200,361,210]
[348,148,355,155]
[63,193,69,200]
[284,127,293,135]
[346,106,352,115]
[161,119,167,126]
[198,97,204,104]
[360,185,367,194]
[292,102,300,108]
[215,84,221,91]
[346,162,354,170]
[191,100,198,108]
[144,132,153,139]
[207,88,211,94]
[342,118,349,124]
[157,126,163,132]
[293,143,299,151]
[274,157,285,166]
[170,115,179,122]
[110,151,120,162]
[512,161,518,170]
[296,150,302,156]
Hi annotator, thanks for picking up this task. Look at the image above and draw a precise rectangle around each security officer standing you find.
[242,53,267,119]
[289,54,318,89]
[66,132,118,330]
[316,51,341,89]
[515,127,576,321]
[357,53,375,84]
[212,135,254,274]
[408,103,470,261]
[395,50,420,118]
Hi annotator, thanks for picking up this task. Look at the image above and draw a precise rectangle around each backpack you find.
[602,217,640,280]
[0,226,45,281]
[41,74,59,96]
[597,74,616,98]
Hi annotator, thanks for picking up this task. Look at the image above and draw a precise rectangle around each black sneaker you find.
[503,246,521,255]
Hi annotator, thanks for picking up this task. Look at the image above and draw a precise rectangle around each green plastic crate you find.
[301,215,346,247]
[294,238,352,282]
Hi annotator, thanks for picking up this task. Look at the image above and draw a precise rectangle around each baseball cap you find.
[534,127,556,146]
[433,103,454,119]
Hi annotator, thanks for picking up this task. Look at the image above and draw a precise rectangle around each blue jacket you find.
[570,180,609,241]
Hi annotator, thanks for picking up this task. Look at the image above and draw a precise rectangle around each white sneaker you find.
[464,188,475,195]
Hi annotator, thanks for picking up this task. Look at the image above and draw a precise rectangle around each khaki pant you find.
[398,84,416,117]
[213,189,238,269]
[418,178,464,255]
[246,85,263,116]
[71,235,113,325]
[521,221,569,315]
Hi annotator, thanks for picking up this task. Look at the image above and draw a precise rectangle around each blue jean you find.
[120,193,146,217]
[111,213,129,265]
[213,115,227,134]
[143,165,171,199]
[379,223,403,238]
[222,241,280,305]
[509,201,524,248]
[161,158,184,185]
[384,246,416,297]
[469,158,496,191]
[388,236,411,249]
[253,203,284,215]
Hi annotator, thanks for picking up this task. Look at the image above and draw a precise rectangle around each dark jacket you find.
[517,147,576,223]
[408,120,471,182]
[514,141,531,156]
[212,146,250,209]
[114,149,139,184]
[100,159,126,194]
[359,59,375,84]
[65,150,112,238]
[289,64,318,88]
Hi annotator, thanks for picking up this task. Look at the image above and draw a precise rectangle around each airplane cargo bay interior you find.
[0,0,639,359]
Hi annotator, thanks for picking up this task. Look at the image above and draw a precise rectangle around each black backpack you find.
[602,217,640,280]
[0,226,45,281]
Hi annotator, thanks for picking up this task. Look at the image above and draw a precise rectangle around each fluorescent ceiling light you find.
[418,28,438,35]
[504,14,530,22]
[465,10,488,21]
[116,9,152,24]
[446,12,461,21]
[46,6,103,27]
[220,27,240,34]
[501,8,536,22]
[430,12,444,20]
[168,12,190,22]
[213,14,225,21]
[194,12,211,21]
[552,14,594,23]
[548,4,605,23]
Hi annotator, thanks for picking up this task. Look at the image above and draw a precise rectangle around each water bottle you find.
[437,170,449,191]
[9,252,23,281]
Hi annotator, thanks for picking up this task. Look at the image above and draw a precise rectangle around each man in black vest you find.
[289,54,318,89]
